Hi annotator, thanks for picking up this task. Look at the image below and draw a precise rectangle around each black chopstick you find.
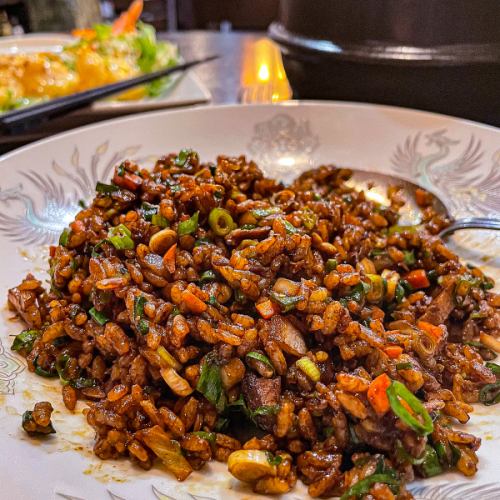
[1,55,219,134]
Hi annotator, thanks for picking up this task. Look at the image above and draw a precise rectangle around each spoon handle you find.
[439,217,500,238]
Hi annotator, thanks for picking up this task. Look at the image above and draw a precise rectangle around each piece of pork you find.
[419,283,455,325]
[241,372,281,431]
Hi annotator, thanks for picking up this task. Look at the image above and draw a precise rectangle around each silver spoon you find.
[345,170,500,238]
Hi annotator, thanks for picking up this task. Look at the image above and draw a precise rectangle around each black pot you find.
[270,0,500,126]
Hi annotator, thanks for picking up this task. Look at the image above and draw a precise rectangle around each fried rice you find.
[8,151,500,498]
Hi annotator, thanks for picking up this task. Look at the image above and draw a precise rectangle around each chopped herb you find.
[96,181,119,194]
[178,211,199,236]
[213,190,224,200]
[170,306,180,317]
[269,291,304,312]
[427,269,438,284]
[170,184,182,193]
[134,296,149,335]
[240,224,256,230]
[482,280,494,290]
[78,199,87,208]
[312,192,322,201]
[11,329,39,355]
[91,239,108,258]
[208,295,218,306]
[117,163,126,177]
[214,417,229,432]
[234,289,246,304]
[89,307,109,326]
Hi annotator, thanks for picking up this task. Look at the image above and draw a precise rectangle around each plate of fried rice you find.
[0,102,499,500]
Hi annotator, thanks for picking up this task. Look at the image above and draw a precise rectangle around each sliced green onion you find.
[196,352,226,413]
[178,211,199,236]
[269,291,303,312]
[301,209,317,230]
[208,208,236,236]
[240,224,256,230]
[386,380,434,435]
[55,354,70,384]
[395,283,405,303]
[403,250,416,266]
[265,452,282,466]
[283,220,299,234]
[91,239,108,258]
[96,181,119,194]
[365,274,384,303]
[192,431,216,443]
[170,306,180,317]
[485,362,500,376]
[199,270,217,284]
[151,214,169,228]
[157,345,182,371]
[141,202,158,221]
[89,307,109,326]
[174,148,197,167]
[340,473,399,500]
[418,445,443,477]
[59,228,70,247]
[388,224,418,235]
[134,295,146,320]
[296,357,321,382]
[194,237,211,247]
[479,381,500,406]
[246,351,274,372]
[325,258,337,273]
[107,224,134,250]
[33,356,57,378]
[252,405,280,417]
[11,329,39,354]
[69,377,97,389]
[395,439,425,465]
[137,319,149,335]
[251,207,281,218]
[396,362,412,370]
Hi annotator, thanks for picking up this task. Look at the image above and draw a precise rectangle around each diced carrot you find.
[367,373,391,415]
[406,269,430,289]
[384,345,403,358]
[256,299,280,319]
[112,0,143,35]
[417,320,444,342]
[113,171,143,191]
[181,290,207,314]
[163,243,177,274]
[70,220,85,233]
[49,245,57,257]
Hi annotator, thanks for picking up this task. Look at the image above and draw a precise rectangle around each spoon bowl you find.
[346,170,500,238]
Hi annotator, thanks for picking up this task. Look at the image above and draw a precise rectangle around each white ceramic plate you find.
[0,102,498,500]
[0,34,211,112]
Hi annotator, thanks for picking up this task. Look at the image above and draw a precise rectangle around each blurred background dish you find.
[270,0,500,126]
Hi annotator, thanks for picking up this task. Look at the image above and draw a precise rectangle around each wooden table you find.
[0,31,264,153]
